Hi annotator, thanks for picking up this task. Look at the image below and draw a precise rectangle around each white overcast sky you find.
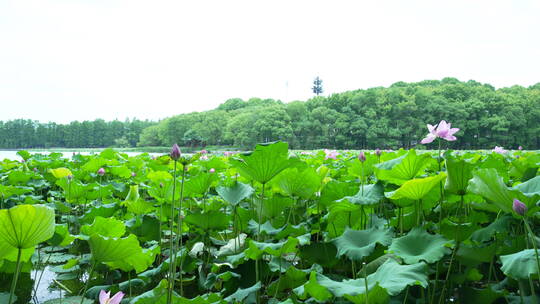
[0,0,539,123]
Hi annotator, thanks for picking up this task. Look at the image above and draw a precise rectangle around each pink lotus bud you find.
[33,167,38,172]
[131,172,136,177]
[97,168,106,176]
[209,168,215,173]
[518,146,523,151]
[375,148,381,157]
[200,149,208,154]
[358,151,366,162]
[170,144,181,160]
[67,174,74,181]
[513,199,527,216]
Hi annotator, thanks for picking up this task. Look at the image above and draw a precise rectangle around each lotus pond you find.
[0,143,539,304]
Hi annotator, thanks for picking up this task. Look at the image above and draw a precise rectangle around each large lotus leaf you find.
[327,201,362,238]
[146,171,173,183]
[388,227,453,264]
[230,141,298,184]
[0,185,32,199]
[370,259,428,295]
[126,199,154,215]
[107,246,159,273]
[48,224,76,247]
[512,175,540,203]
[444,152,475,195]
[245,237,299,259]
[319,180,358,208]
[467,168,521,213]
[216,182,254,206]
[385,173,446,200]
[254,195,293,223]
[224,282,261,303]
[185,210,229,231]
[49,167,73,179]
[80,216,125,238]
[0,204,55,249]
[333,227,393,261]
[274,167,321,199]
[267,266,309,295]
[0,242,34,262]
[184,172,218,197]
[340,183,385,206]
[124,184,140,203]
[110,165,132,178]
[55,178,86,203]
[88,234,142,263]
[500,249,539,279]
[374,150,433,185]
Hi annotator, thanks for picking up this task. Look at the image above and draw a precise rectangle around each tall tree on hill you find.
[312,76,323,96]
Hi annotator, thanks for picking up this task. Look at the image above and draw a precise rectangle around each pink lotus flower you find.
[518,146,523,151]
[493,146,507,154]
[97,168,106,176]
[375,149,382,157]
[200,154,209,160]
[170,144,181,160]
[324,149,339,160]
[420,120,459,144]
[131,172,136,177]
[358,151,366,162]
[513,199,527,216]
[99,290,124,304]
[200,149,208,154]
[209,168,215,173]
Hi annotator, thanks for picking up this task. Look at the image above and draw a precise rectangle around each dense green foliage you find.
[0,143,539,303]
[140,78,540,150]
[0,119,155,149]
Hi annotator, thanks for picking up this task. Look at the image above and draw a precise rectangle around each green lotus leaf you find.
[245,237,299,259]
[444,151,475,195]
[80,216,125,238]
[385,173,446,201]
[88,234,142,263]
[319,180,358,208]
[230,141,298,184]
[0,242,34,262]
[388,227,453,264]
[107,245,159,273]
[146,170,173,183]
[216,182,254,206]
[370,259,428,295]
[224,281,261,303]
[0,204,55,249]
[500,249,539,279]
[333,227,393,261]
[48,224,76,247]
[274,167,321,199]
[374,150,433,185]
[185,172,218,197]
[0,185,32,199]
[467,168,521,213]
[185,210,229,231]
[341,183,385,206]
[49,167,73,179]
[512,175,540,203]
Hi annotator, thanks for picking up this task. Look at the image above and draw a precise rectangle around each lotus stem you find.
[177,165,187,296]
[8,248,22,304]
[523,219,540,283]
[363,262,369,304]
[167,160,178,304]
[79,260,96,304]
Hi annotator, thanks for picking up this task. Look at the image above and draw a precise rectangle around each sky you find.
[0,0,539,124]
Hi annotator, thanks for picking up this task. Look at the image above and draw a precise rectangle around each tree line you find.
[0,119,155,149]
[1,78,539,150]
[139,78,540,150]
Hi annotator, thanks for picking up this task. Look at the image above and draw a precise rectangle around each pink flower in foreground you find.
[170,144,181,160]
[493,146,507,154]
[420,120,459,144]
[209,168,215,173]
[99,290,124,304]
[97,168,106,176]
[323,149,339,160]
[513,199,527,216]
[358,151,366,162]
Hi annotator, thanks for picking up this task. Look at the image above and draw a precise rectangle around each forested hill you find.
[1,78,539,150]
[139,78,540,150]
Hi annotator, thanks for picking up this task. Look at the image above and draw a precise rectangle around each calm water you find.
[0,150,161,161]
